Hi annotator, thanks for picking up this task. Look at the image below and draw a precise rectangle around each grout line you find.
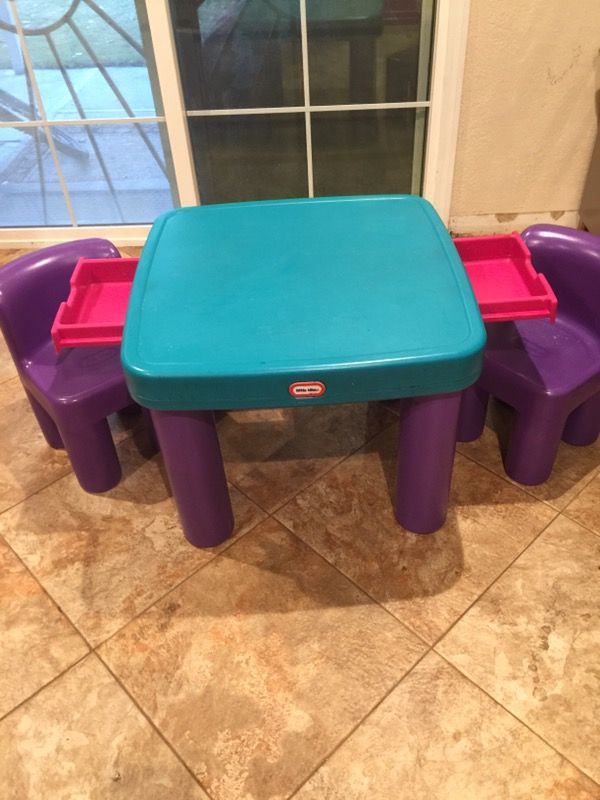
[554,466,600,514]
[0,650,90,724]
[288,645,434,798]
[457,428,600,513]
[277,487,559,652]
[0,531,91,646]
[2,398,597,790]
[265,415,399,519]
[263,417,564,649]
[456,445,569,511]
[225,478,272,518]
[279,518,430,646]
[2,421,266,653]
[428,509,560,649]
[93,515,266,650]
[0,410,155,523]
[0,372,18,387]
[89,411,397,649]
[560,510,600,539]
[435,652,600,786]
[92,652,214,798]
[292,553,600,799]
[0,466,74,519]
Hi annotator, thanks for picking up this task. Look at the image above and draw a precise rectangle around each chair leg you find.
[24,389,64,449]
[456,384,489,442]
[58,417,122,493]
[562,394,600,446]
[504,411,566,485]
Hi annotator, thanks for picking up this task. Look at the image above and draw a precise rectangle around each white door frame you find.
[0,0,470,246]
[422,0,471,223]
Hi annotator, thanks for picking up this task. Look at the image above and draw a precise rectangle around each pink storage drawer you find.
[453,233,557,323]
[51,257,138,351]
[51,236,558,352]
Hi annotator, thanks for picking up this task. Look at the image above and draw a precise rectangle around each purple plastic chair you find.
[457,224,600,484]
[0,240,135,492]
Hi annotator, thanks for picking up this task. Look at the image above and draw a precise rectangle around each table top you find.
[122,195,485,409]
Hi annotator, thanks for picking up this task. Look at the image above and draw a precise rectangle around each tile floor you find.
[0,248,599,799]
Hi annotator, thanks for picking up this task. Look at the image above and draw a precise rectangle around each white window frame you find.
[0,0,470,246]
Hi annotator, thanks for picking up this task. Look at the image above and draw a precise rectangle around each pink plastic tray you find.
[51,237,558,351]
[453,233,557,323]
[51,257,139,351]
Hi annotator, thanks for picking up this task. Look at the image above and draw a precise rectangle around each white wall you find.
[450,0,600,234]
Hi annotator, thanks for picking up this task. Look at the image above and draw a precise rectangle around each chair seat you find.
[22,341,131,419]
[483,316,600,401]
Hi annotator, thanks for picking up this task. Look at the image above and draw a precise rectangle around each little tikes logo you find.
[289,381,326,399]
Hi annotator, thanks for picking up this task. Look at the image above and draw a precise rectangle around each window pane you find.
[311,108,425,197]
[0,3,176,226]
[1,0,163,122]
[188,114,307,203]
[53,122,176,224]
[0,3,40,122]
[170,0,303,110]
[0,125,70,226]
[306,0,432,105]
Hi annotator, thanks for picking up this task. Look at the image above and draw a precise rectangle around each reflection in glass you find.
[306,0,431,105]
[0,125,70,226]
[170,0,303,110]
[188,114,307,203]
[312,109,424,197]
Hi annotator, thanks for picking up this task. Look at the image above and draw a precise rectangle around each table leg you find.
[150,409,234,548]
[395,392,461,534]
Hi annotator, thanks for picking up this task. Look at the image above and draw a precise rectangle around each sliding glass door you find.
[0,0,467,233]
[169,0,434,203]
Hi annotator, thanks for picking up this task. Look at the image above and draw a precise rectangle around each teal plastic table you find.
[122,195,485,547]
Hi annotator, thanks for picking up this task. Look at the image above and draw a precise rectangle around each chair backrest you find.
[0,239,120,367]
[522,224,600,332]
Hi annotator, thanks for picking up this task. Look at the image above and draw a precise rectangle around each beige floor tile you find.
[108,407,152,443]
[0,538,88,719]
[0,249,30,268]
[118,246,144,258]
[295,652,599,800]
[438,516,600,783]
[1,435,265,647]
[219,402,395,511]
[0,369,149,511]
[0,335,17,384]
[0,377,72,513]
[457,409,600,510]
[0,655,207,800]
[99,519,425,800]
[276,425,556,643]
[564,472,600,535]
